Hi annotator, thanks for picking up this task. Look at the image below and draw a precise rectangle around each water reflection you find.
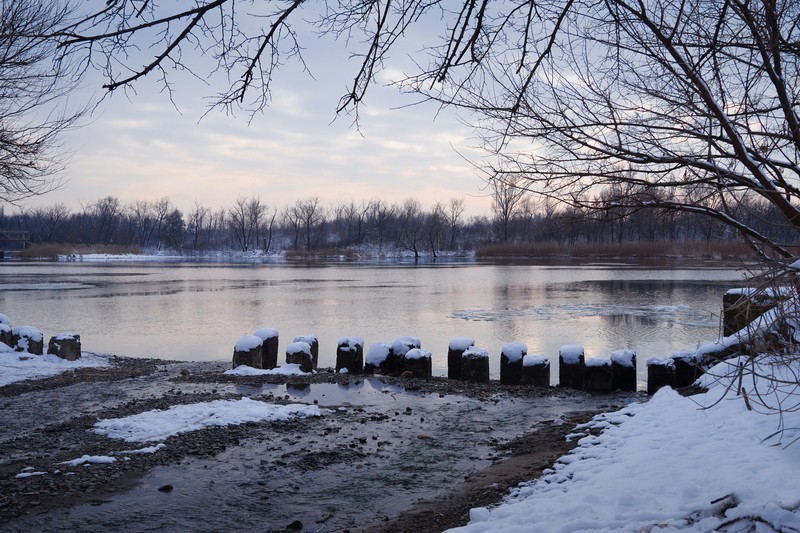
[0,260,743,383]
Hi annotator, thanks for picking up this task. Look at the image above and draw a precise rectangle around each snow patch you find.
[449,337,476,351]
[234,334,262,352]
[501,342,527,362]
[366,342,391,365]
[224,363,308,376]
[559,345,584,363]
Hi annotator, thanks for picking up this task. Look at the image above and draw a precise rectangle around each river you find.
[0,257,747,384]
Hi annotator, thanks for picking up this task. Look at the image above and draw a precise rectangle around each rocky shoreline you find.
[0,355,639,532]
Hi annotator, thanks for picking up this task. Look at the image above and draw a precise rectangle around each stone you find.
[11,325,44,355]
[0,323,12,347]
[364,342,392,375]
[47,333,82,361]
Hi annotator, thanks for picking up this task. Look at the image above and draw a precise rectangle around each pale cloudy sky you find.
[19,20,494,217]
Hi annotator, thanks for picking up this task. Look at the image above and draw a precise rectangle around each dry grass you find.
[284,248,360,259]
[475,240,755,260]
[19,243,144,259]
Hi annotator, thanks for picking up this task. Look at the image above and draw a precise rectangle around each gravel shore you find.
[0,355,640,532]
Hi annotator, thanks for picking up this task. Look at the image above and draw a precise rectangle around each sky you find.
[15,11,495,218]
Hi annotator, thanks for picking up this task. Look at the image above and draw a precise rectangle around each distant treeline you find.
[2,193,794,258]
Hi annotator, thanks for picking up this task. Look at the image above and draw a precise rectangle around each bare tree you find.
[446,198,465,250]
[491,175,527,244]
[1,0,83,202]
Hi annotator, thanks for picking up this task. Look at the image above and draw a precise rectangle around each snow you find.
[559,345,584,363]
[501,342,527,362]
[610,349,636,368]
[60,455,117,466]
[647,356,675,368]
[584,357,611,367]
[0,351,110,386]
[0,313,10,326]
[366,342,391,365]
[463,347,489,359]
[11,325,43,342]
[119,443,167,455]
[338,336,365,351]
[286,341,311,356]
[252,328,279,340]
[53,332,79,341]
[405,348,431,360]
[93,398,324,442]
[449,337,476,351]
[224,363,308,376]
[292,335,317,345]
[446,356,800,533]
[391,337,421,356]
[234,334,262,352]
[522,354,549,367]
[0,341,12,353]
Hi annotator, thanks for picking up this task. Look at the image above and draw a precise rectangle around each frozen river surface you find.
[0,258,746,384]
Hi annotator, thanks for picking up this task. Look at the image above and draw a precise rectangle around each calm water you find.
[0,258,746,383]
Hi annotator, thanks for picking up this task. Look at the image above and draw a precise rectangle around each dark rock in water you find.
[286,519,303,530]
[232,334,263,369]
[583,359,613,393]
[647,358,676,395]
[447,338,475,380]
[336,337,364,375]
[157,484,173,493]
[521,355,550,387]
[559,345,585,390]
[461,347,489,383]
[47,333,81,361]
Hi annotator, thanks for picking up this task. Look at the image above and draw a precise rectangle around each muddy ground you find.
[0,356,641,532]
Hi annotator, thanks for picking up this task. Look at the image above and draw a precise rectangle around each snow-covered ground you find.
[0,349,110,387]
[447,356,800,532]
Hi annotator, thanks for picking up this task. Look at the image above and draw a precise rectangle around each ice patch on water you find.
[451,304,715,328]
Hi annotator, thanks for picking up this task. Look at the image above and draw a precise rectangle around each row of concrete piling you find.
[233,331,688,393]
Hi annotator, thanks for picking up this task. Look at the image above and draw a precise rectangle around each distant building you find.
[0,229,31,258]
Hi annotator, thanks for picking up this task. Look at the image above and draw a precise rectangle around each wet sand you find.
[0,356,639,532]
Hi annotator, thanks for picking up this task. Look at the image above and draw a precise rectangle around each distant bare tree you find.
[491,175,527,243]
[293,197,325,250]
[186,201,210,250]
[446,198,465,250]
[1,0,83,202]
[25,202,70,243]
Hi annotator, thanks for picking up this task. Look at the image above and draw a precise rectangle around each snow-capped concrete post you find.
[293,335,319,369]
[722,288,777,337]
[559,345,585,389]
[522,354,550,387]
[253,328,279,369]
[646,357,676,395]
[611,349,637,391]
[388,337,420,376]
[0,323,12,347]
[286,341,313,373]
[336,336,365,374]
[447,338,475,380]
[461,347,490,383]
[500,342,527,385]
[232,334,263,369]
[12,326,44,355]
[404,348,432,379]
[364,342,392,375]
[583,358,613,393]
[47,333,81,361]
[671,352,702,388]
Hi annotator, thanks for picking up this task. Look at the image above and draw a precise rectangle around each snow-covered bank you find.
[448,357,800,532]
